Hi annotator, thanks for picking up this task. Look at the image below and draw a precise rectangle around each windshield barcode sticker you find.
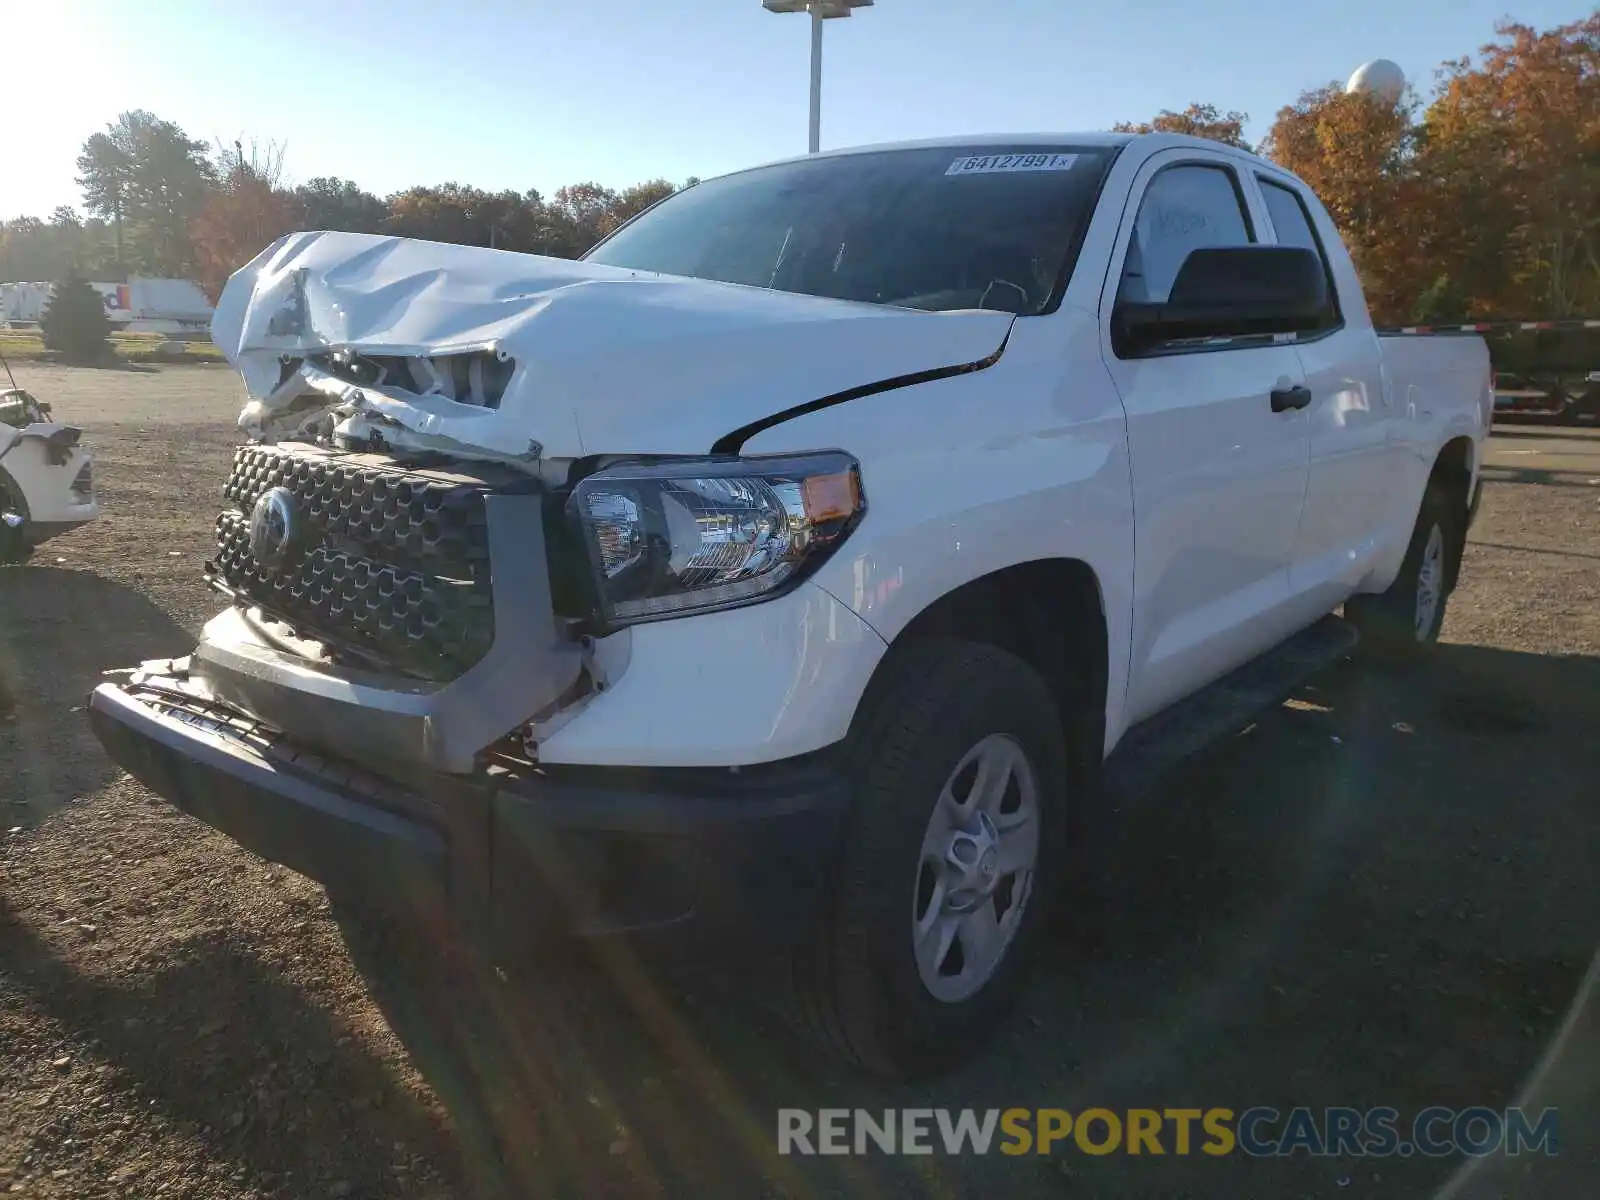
[945,153,1078,176]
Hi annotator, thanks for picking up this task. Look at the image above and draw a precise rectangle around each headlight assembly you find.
[568,451,864,626]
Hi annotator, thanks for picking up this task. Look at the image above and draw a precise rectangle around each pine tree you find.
[40,276,112,364]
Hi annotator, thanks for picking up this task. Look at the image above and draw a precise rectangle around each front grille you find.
[208,444,498,681]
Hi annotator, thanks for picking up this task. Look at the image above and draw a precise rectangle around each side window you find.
[1258,177,1342,326]
[1118,164,1253,305]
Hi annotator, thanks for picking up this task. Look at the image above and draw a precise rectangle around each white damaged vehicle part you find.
[211,231,1016,463]
[0,411,99,563]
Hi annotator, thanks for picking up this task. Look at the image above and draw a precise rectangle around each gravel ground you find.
[1,363,1597,1199]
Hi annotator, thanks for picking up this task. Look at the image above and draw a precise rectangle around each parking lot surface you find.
[1,364,1596,1198]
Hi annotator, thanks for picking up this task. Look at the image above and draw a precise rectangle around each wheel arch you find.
[0,462,30,519]
[854,557,1109,772]
[1429,435,1475,588]
[1431,435,1475,496]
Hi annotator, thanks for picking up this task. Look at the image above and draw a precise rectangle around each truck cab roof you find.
[750,131,1281,174]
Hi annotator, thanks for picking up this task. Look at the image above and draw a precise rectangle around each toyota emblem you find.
[248,486,301,571]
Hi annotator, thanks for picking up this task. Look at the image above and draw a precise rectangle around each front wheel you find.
[0,476,31,566]
[1346,486,1460,658]
[791,639,1072,1079]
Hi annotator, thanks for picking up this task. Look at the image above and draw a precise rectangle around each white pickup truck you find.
[89,133,1490,1077]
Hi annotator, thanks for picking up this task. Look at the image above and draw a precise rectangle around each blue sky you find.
[5,0,1590,220]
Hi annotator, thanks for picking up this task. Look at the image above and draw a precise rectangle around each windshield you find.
[583,144,1117,315]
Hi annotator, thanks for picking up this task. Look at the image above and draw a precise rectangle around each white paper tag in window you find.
[945,153,1078,176]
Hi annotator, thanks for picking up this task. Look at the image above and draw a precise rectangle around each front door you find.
[1099,153,1313,725]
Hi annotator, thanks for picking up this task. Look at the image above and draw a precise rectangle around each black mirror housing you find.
[1113,245,1332,355]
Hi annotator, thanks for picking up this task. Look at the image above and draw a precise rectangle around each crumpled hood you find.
[212,231,1014,461]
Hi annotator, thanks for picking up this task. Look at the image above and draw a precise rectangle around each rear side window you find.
[1259,180,1321,255]
[1258,177,1341,326]
[1117,164,1254,305]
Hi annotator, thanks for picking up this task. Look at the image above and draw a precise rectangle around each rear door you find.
[1251,170,1394,608]
[1099,150,1313,725]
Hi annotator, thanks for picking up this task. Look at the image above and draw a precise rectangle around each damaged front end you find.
[0,388,98,561]
[114,227,1000,777]
[212,229,1015,464]
[244,344,534,464]
[184,439,589,776]
[238,283,534,464]
[171,236,632,774]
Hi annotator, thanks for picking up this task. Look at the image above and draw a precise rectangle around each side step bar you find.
[1103,615,1360,806]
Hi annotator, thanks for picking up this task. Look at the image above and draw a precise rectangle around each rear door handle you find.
[1271,385,1313,412]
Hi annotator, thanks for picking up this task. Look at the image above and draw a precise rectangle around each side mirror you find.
[1113,245,1332,355]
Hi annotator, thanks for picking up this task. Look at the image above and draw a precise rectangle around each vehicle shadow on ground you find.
[0,903,470,1197]
[0,567,193,825]
[349,642,1600,1200]
[1490,421,1596,436]
[24,358,162,374]
[1478,466,1600,489]
[1467,541,1600,562]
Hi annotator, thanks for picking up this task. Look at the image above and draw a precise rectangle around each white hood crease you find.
[212,231,1015,463]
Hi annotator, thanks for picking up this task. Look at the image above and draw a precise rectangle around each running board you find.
[1103,615,1360,806]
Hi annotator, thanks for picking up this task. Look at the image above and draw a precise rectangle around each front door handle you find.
[1271,385,1313,412]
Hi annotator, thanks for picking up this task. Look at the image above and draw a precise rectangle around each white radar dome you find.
[1347,59,1405,105]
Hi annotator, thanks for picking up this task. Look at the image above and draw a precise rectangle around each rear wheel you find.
[1346,485,1460,658]
[1566,389,1600,425]
[791,638,1073,1079]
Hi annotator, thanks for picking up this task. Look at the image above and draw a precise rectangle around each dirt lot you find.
[2,363,1598,1199]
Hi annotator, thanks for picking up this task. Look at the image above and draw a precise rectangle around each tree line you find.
[1123,16,1596,326]
[1,117,693,299]
[2,15,1594,327]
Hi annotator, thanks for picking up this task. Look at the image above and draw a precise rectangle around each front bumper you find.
[88,676,852,954]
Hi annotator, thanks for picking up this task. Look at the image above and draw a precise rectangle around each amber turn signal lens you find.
[801,470,860,523]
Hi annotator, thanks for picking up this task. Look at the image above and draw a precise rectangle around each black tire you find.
[791,638,1072,1079]
[1568,391,1600,425]
[1345,485,1460,659]
[0,472,31,566]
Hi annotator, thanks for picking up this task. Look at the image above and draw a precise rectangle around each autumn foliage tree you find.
[190,178,302,298]
[189,142,303,299]
[1113,103,1251,149]
[1420,16,1600,319]
[1260,84,1428,323]
[1258,16,1599,324]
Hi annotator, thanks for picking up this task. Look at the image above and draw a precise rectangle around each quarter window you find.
[1259,179,1323,258]
[1259,177,1341,327]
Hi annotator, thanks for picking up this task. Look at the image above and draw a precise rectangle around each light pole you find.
[762,0,873,154]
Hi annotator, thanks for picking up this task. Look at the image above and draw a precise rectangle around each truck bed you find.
[1378,330,1493,427]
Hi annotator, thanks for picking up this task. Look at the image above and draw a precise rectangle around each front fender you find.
[739,312,1137,748]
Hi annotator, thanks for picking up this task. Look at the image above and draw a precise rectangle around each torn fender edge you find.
[240,358,544,469]
[0,422,83,468]
[710,323,1014,455]
[19,423,84,467]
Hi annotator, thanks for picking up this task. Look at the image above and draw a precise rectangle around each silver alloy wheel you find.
[912,732,1040,1004]
[1414,523,1445,640]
